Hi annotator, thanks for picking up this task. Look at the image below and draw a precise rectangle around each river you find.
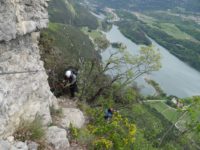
[102,25,200,98]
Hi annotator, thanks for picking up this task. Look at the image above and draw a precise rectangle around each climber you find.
[63,68,78,98]
[104,108,114,120]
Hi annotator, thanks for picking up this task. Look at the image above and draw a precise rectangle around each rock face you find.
[0,0,57,138]
[0,0,48,42]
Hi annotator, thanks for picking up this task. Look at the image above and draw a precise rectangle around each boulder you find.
[0,140,28,150]
[45,126,70,150]
[0,140,12,150]
[14,141,28,150]
[60,108,85,129]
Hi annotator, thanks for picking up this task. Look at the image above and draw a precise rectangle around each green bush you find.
[69,104,137,149]
[69,123,95,147]
[88,107,136,149]
[93,138,113,150]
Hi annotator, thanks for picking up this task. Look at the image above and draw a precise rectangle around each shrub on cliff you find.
[70,106,136,150]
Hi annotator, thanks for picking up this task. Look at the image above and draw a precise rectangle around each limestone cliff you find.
[0,0,57,138]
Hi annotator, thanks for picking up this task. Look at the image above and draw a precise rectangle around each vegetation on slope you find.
[48,0,99,29]
[70,105,136,149]
[40,23,97,67]
[39,22,100,96]
[81,27,110,50]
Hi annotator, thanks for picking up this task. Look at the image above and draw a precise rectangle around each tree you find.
[77,45,161,102]
[183,96,200,147]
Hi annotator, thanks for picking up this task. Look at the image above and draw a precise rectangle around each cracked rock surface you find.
[0,0,57,138]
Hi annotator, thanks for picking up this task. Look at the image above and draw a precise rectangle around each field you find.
[135,12,196,41]
[156,23,194,40]
[81,27,110,49]
[81,27,103,39]
[146,101,182,123]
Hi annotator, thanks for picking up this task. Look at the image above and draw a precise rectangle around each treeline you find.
[116,11,151,45]
[117,21,152,46]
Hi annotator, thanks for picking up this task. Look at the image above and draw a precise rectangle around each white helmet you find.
[65,70,72,77]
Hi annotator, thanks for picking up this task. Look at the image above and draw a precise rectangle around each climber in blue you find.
[104,108,114,120]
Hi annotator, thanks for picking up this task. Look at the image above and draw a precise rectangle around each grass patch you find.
[14,117,45,142]
[156,23,194,40]
[162,108,182,123]
[137,13,195,41]
[148,101,168,112]
[82,28,103,39]
[147,101,182,123]
[81,27,110,49]
[48,23,60,32]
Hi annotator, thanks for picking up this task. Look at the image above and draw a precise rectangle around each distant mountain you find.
[91,0,200,12]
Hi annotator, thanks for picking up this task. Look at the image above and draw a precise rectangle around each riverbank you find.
[116,10,200,72]
[102,25,200,98]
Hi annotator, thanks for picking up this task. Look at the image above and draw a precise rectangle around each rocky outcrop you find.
[0,0,57,138]
[54,97,85,129]
[0,0,48,42]
[0,136,39,150]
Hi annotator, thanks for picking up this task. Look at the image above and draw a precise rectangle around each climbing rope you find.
[0,70,45,76]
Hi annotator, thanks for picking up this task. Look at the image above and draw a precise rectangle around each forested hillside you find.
[91,0,200,12]
[49,0,99,29]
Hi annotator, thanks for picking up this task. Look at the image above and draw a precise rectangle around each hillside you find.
[89,0,200,12]
[49,0,99,29]
[41,23,97,62]
[39,0,200,149]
